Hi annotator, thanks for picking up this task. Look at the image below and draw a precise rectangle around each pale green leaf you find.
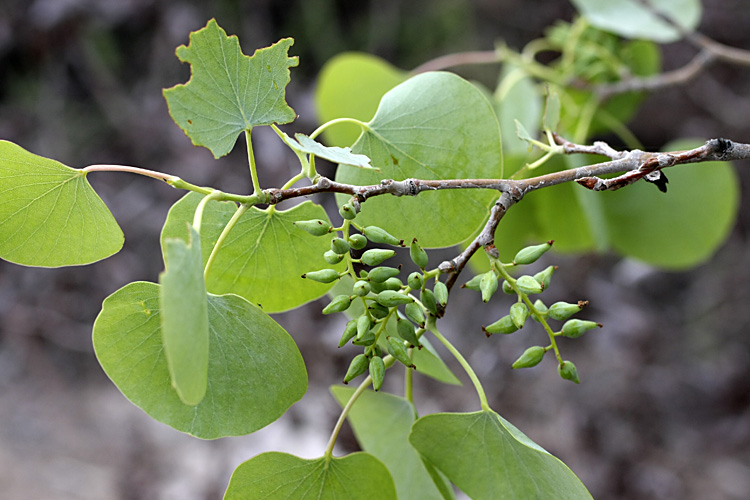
[159,225,209,405]
[515,120,534,145]
[277,131,376,169]
[493,65,542,156]
[223,452,396,499]
[161,193,341,313]
[331,386,455,500]
[92,282,307,439]
[571,0,702,43]
[413,336,462,386]
[315,52,406,147]
[409,410,593,499]
[163,19,298,158]
[335,72,503,248]
[0,140,123,267]
[542,90,561,132]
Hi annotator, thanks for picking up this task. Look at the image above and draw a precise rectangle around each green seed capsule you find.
[548,300,588,321]
[482,315,518,336]
[513,240,553,265]
[356,315,372,340]
[331,237,351,255]
[368,266,400,283]
[302,268,340,283]
[339,202,357,220]
[421,288,438,315]
[352,329,376,346]
[353,280,371,297]
[367,302,389,319]
[560,319,601,338]
[344,354,369,383]
[322,295,352,314]
[512,346,546,369]
[558,360,580,384]
[323,249,344,265]
[387,336,414,368]
[361,248,396,266]
[348,233,367,250]
[376,290,414,307]
[433,281,448,308]
[533,265,556,290]
[410,238,429,269]
[516,275,543,295]
[461,274,483,291]
[480,271,499,303]
[509,302,529,329]
[382,277,403,291]
[369,280,386,294]
[338,320,358,347]
[369,356,385,391]
[532,299,548,322]
[502,280,514,295]
[294,219,332,236]
[405,302,425,326]
[407,272,424,290]
[396,318,420,347]
[363,226,403,247]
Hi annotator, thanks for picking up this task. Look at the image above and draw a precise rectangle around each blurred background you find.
[1,0,750,498]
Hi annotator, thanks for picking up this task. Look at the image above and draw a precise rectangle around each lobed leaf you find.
[0,140,123,267]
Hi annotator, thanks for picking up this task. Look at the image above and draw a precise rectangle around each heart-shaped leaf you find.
[276,131,375,169]
[0,141,123,267]
[93,281,307,439]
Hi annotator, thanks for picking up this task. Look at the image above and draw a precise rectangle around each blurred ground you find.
[1,0,750,499]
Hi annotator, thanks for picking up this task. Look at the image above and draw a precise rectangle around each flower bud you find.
[502,280,514,295]
[461,274,482,291]
[509,302,529,329]
[405,302,425,326]
[331,237,351,255]
[396,318,420,347]
[363,226,403,247]
[433,281,448,308]
[360,248,396,266]
[301,268,340,283]
[531,299,548,322]
[338,320,358,347]
[294,219,332,236]
[407,272,424,290]
[558,360,580,384]
[533,265,556,290]
[356,315,372,340]
[353,280,371,297]
[516,275,543,295]
[322,295,352,314]
[560,319,601,338]
[352,328,376,346]
[482,315,518,336]
[344,354,369,383]
[376,290,414,307]
[339,202,357,220]
[410,238,429,269]
[387,336,415,368]
[369,356,385,391]
[323,249,344,265]
[367,266,400,283]
[480,271,498,303]
[367,302,389,319]
[512,346,546,369]
[548,300,588,321]
[513,241,553,265]
[383,277,403,291]
[348,233,367,250]
[421,288,438,315]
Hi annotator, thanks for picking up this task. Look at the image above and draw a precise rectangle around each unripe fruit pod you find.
[302,268,340,283]
[405,302,425,326]
[558,360,580,384]
[482,315,518,336]
[339,202,357,220]
[363,226,403,247]
[513,240,553,265]
[461,274,482,291]
[323,250,344,265]
[407,272,424,290]
[356,315,372,340]
[512,346,546,369]
[502,280,514,295]
[294,219,332,236]
[387,336,415,368]
[516,275,543,295]
[433,280,448,308]
[533,265,556,290]
[509,302,529,329]
[376,290,414,307]
[353,280,371,297]
[367,266,400,283]
[369,356,385,391]
[421,288,438,315]
[331,237,351,255]
[322,295,352,314]
[344,354,369,383]
[410,238,429,269]
[531,299,548,322]
[480,271,498,303]
[360,248,396,266]
[396,318,420,347]
[548,300,588,321]
[348,233,367,250]
[560,319,601,338]
[338,320,358,347]
[368,302,389,319]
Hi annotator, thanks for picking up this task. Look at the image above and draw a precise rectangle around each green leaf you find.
[315,52,406,147]
[494,66,542,156]
[223,451,397,499]
[413,336,462,386]
[92,282,307,439]
[0,140,123,267]
[336,72,503,248]
[602,139,739,269]
[158,225,209,405]
[163,19,298,158]
[161,193,340,313]
[331,386,455,500]
[276,131,376,169]
[409,410,593,499]
[571,0,702,43]
[542,90,561,132]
